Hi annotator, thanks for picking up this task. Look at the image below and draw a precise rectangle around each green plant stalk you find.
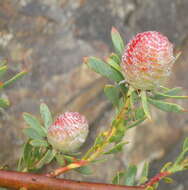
[84,96,130,162]
[84,87,132,160]
[84,127,116,162]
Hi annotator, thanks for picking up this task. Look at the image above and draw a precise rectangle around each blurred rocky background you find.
[0,0,188,189]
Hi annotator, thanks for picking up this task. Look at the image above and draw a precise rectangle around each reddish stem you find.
[0,170,144,190]
[47,160,88,177]
[145,171,171,187]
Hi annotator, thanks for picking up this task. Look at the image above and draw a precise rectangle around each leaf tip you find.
[111,26,118,34]
[175,51,182,61]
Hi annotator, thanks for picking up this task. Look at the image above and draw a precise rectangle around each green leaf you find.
[160,162,173,172]
[40,103,53,129]
[169,165,184,173]
[0,65,7,78]
[104,142,128,154]
[20,141,40,170]
[35,149,56,169]
[152,91,188,100]
[127,118,146,129]
[183,137,188,151]
[111,27,124,56]
[63,155,75,164]
[109,120,126,143]
[110,53,121,65]
[23,128,44,140]
[106,58,121,72]
[104,85,120,107]
[166,87,182,95]
[130,90,139,106]
[64,151,82,157]
[174,147,188,165]
[0,98,10,108]
[135,107,145,120]
[141,91,151,120]
[86,57,124,82]
[91,158,108,164]
[19,140,48,171]
[117,97,124,111]
[55,154,66,166]
[124,165,137,186]
[112,171,125,185]
[76,165,93,175]
[94,135,105,146]
[148,98,185,113]
[1,70,27,89]
[163,177,173,184]
[22,141,33,167]
[23,113,47,137]
[153,87,183,100]
[30,139,49,147]
[139,162,149,184]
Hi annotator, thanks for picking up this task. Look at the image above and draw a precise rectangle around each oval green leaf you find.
[2,70,27,89]
[148,98,185,113]
[110,53,121,65]
[40,103,53,129]
[106,58,121,72]
[76,165,93,175]
[112,171,126,185]
[23,128,44,140]
[86,57,124,82]
[35,149,56,169]
[30,139,49,147]
[104,85,120,107]
[23,113,47,137]
[183,137,188,151]
[124,165,137,186]
[111,27,125,56]
[104,142,128,154]
[141,91,151,120]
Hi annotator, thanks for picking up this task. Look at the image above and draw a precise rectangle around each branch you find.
[46,160,88,177]
[0,170,144,190]
[145,171,171,188]
[47,96,131,177]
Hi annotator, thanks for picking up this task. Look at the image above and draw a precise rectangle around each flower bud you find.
[121,31,175,90]
[47,112,89,153]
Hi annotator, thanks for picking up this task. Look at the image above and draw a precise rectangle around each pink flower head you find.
[121,31,175,90]
[47,112,89,153]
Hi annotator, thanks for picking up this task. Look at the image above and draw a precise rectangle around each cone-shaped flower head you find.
[121,31,175,90]
[47,112,89,153]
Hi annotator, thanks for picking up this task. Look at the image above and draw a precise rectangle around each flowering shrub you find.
[0,28,188,190]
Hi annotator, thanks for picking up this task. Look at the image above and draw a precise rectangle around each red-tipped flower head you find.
[121,31,175,90]
[47,112,89,153]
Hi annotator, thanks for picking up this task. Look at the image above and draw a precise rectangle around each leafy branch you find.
[0,27,188,190]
